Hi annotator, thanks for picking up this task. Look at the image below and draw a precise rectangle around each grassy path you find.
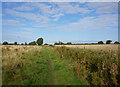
[3,46,85,85]
[41,47,85,85]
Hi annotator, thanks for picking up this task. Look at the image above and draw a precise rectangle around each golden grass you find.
[2,45,42,68]
[55,44,118,51]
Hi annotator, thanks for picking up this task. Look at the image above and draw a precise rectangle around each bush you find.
[106,40,112,44]
[98,41,104,44]
[44,43,48,45]
[66,42,72,45]
[14,42,17,45]
[114,41,119,44]
[2,41,8,45]
[29,41,36,45]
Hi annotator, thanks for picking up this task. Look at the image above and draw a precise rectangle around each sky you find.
[2,2,118,44]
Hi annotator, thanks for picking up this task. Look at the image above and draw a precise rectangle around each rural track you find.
[46,48,55,85]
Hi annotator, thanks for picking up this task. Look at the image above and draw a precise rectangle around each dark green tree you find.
[14,42,17,45]
[21,43,24,45]
[2,41,8,45]
[106,40,112,44]
[67,42,72,45]
[114,41,119,44]
[25,42,27,45]
[54,42,59,45]
[37,38,43,45]
[59,41,64,45]
[98,41,104,44]
[29,41,36,45]
[44,43,48,45]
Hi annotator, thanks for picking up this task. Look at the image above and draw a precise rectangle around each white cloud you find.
[55,14,117,31]
[13,4,33,11]
[5,9,50,23]
[5,2,92,23]
[3,19,25,26]
[86,2,118,14]
[52,13,64,21]
[52,13,64,17]
[20,27,36,31]
[3,30,36,43]
[54,2,91,14]
[33,23,57,28]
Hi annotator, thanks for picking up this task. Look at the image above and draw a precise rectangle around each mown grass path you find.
[40,47,85,85]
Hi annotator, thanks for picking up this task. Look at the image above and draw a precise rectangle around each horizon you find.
[2,2,118,44]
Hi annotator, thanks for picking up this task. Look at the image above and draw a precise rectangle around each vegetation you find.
[29,41,36,45]
[25,42,27,45]
[98,41,104,44]
[2,46,85,85]
[14,42,17,45]
[2,45,119,85]
[44,43,48,45]
[2,38,120,45]
[106,40,112,44]
[2,41,8,45]
[37,38,43,45]
[55,46,119,86]
[114,41,119,44]
[66,42,72,45]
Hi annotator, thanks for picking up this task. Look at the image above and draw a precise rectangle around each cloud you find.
[13,4,34,11]
[55,14,117,31]
[20,27,36,31]
[5,2,92,22]
[54,2,92,14]
[3,30,36,43]
[5,8,50,23]
[52,13,64,21]
[33,23,57,28]
[52,13,64,17]
[86,2,118,14]
[3,19,25,26]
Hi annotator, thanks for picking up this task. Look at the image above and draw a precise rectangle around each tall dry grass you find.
[55,46,119,86]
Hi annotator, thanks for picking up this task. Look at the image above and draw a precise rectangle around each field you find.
[1,45,120,85]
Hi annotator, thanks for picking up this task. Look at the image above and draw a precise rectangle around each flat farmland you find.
[1,45,120,85]
[55,44,118,51]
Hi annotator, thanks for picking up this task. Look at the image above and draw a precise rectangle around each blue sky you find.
[2,2,118,44]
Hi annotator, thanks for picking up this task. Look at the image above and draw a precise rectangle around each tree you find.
[98,41,104,44]
[2,41,8,45]
[44,43,48,45]
[59,41,64,45]
[14,42,17,45]
[106,40,112,44]
[25,42,27,45]
[21,43,24,45]
[67,42,72,45]
[37,38,43,45]
[114,41,119,44]
[54,42,59,45]
[29,41,36,45]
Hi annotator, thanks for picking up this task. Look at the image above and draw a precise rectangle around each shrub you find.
[2,41,8,45]
[106,40,112,44]
[98,41,104,44]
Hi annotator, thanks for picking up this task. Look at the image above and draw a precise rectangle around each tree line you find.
[2,38,43,45]
[1,38,120,45]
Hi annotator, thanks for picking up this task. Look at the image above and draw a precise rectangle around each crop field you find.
[55,44,118,51]
[1,45,120,85]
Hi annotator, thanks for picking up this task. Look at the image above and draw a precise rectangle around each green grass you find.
[2,46,85,85]
[2,46,119,85]
[55,46,119,86]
